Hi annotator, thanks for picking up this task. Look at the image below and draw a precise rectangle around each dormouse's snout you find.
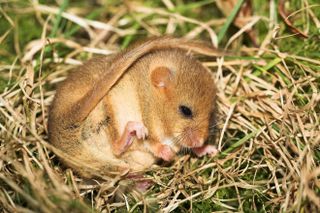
[183,126,208,148]
[178,104,210,148]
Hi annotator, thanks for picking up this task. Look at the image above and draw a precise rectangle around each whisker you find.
[167,113,226,150]
[171,131,185,146]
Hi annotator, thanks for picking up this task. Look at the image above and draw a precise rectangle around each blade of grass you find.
[65,8,104,38]
[225,56,260,61]
[121,21,140,49]
[217,0,244,44]
[219,129,258,157]
[50,0,69,38]
[253,57,282,75]
[263,57,282,71]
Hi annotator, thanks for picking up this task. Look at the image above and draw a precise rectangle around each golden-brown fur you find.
[48,37,218,177]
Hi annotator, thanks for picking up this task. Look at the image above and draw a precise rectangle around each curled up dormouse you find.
[48,37,220,178]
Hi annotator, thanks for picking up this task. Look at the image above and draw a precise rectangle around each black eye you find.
[179,105,193,118]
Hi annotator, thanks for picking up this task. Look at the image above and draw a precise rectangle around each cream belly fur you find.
[108,73,156,170]
[82,100,155,172]
[108,74,142,135]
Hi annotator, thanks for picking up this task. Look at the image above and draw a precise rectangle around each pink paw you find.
[157,145,175,161]
[127,121,148,141]
[113,121,148,156]
[135,180,153,192]
[127,173,153,192]
[192,145,218,157]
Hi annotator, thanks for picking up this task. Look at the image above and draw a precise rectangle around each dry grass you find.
[0,0,319,212]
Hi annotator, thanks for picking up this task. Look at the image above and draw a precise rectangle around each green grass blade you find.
[217,0,244,44]
[65,8,104,38]
[50,0,69,38]
[220,129,258,156]
[263,57,282,71]
[120,22,140,49]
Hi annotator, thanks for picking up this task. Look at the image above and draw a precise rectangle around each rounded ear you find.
[150,67,173,88]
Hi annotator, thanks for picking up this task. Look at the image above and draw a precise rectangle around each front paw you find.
[126,121,148,140]
[113,121,148,156]
[192,145,218,157]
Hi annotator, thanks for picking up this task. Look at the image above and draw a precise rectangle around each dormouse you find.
[48,37,219,177]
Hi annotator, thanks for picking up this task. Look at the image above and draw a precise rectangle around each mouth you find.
[161,137,180,152]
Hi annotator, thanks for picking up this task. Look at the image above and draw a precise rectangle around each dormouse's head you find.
[149,51,217,149]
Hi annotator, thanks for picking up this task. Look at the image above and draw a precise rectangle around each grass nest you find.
[0,0,319,212]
